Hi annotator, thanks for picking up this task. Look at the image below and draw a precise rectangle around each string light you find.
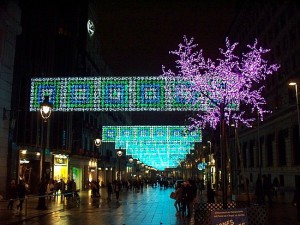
[102,126,202,170]
[29,76,227,112]
[162,36,280,129]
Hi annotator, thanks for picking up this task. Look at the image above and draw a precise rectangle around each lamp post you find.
[289,81,300,142]
[94,138,101,182]
[128,157,134,179]
[40,96,52,123]
[94,138,102,148]
[117,149,123,181]
[128,157,134,164]
[207,141,212,188]
[39,96,52,180]
[136,159,140,180]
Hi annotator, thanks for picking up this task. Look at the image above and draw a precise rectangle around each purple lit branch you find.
[162,36,280,130]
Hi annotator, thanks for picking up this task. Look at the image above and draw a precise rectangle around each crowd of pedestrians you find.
[5,177,78,212]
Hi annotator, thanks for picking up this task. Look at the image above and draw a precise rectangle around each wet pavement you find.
[0,186,298,225]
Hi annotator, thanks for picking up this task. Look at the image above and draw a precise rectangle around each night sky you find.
[96,1,238,125]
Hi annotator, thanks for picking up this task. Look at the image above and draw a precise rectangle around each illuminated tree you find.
[162,36,280,208]
[162,36,279,129]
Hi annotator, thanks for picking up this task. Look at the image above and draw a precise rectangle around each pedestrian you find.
[16,179,26,211]
[72,179,77,198]
[293,185,300,225]
[37,178,47,210]
[46,179,54,200]
[273,177,279,197]
[114,180,121,201]
[180,181,188,217]
[255,175,264,205]
[186,179,197,218]
[174,183,183,216]
[60,179,66,200]
[263,175,273,207]
[7,180,17,210]
[207,181,215,203]
[107,182,113,201]
[95,179,100,197]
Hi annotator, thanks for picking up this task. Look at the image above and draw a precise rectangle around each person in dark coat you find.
[262,175,273,207]
[255,175,264,205]
[36,179,47,210]
[16,179,26,211]
[7,180,17,210]
[293,186,300,225]
[107,182,113,201]
[114,180,121,201]
[207,181,215,203]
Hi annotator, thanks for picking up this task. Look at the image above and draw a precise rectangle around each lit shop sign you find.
[197,162,207,170]
[30,77,238,112]
[54,155,68,165]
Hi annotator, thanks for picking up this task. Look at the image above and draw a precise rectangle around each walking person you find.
[7,180,17,210]
[263,175,273,207]
[16,179,26,211]
[114,180,121,201]
[293,185,300,225]
[72,179,77,198]
[207,181,215,203]
[37,178,47,210]
[255,175,264,205]
[174,183,183,216]
[59,179,66,201]
[107,182,113,202]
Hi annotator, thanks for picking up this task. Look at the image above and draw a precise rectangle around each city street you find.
[0,186,298,225]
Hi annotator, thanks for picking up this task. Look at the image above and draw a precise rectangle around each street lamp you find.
[117,149,123,181]
[207,141,212,186]
[128,156,134,164]
[40,96,53,122]
[289,81,300,143]
[94,138,102,148]
[94,138,101,182]
[136,159,140,180]
[128,157,134,178]
[39,96,53,180]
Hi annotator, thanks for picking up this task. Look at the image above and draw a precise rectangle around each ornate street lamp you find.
[40,96,53,122]
[136,159,140,180]
[38,96,53,210]
[128,156,134,164]
[39,96,53,180]
[117,149,123,181]
[94,138,102,148]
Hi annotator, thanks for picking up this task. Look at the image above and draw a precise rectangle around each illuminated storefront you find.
[71,167,82,191]
[88,159,97,182]
[53,154,69,182]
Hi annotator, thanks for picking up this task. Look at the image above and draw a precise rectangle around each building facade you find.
[227,1,300,198]
[5,0,131,195]
[0,0,21,195]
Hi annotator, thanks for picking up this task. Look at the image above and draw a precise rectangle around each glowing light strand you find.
[162,36,280,129]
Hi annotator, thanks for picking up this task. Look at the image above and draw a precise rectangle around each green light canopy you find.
[29,76,211,111]
[102,126,202,170]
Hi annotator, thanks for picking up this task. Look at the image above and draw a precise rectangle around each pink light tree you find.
[162,36,280,208]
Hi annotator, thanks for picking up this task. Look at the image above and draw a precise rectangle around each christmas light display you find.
[29,76,228,111]
[102,126,202,170]
[162,36,279,207]
[162,36,280,128]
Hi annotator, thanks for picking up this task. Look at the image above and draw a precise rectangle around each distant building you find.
[227,1,300,197]
[0,0,21,195]
[4,0,131,194]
